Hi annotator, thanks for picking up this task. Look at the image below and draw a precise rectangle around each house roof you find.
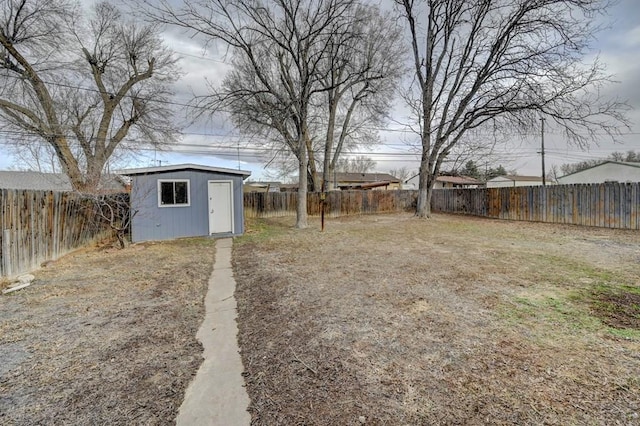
[558,161,640,179]
[405,174,481,185]
[332,172,401,183]
[0,171,125,192]
[435,175,481,185]
[0,171,71,191]
[118,163,251,178]
[245,181,281,186]
[279,183,299,190]
[338,181,394,190]
[489,175,543,182]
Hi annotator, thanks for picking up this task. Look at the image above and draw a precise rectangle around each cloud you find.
[619,26,640,48]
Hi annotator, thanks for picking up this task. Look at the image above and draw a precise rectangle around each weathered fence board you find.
[0,190,121,278]
[431,182,640,230]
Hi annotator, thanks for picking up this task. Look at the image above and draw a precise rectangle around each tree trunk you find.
[416,184,433,218]
[416,172,432,218]
[416,135,432,217]
[325,164,336,190]
[307,167,318,192]
[321,156,330,192]
[296,135,308,229]
[306,134,319,192]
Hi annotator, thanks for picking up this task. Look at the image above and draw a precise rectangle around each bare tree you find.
[8,138,60,172]
[547,164,561,183]
[609,150,640,162]
[317,4,404,191]
[396,0,630,217]
[335,155,376,173]
[389,166,412,182]
[143,0,363,228]
[0,0,178,192]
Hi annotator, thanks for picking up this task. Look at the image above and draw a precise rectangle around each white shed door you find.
[208,181,233,234]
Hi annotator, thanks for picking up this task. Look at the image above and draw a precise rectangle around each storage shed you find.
[120,164,251,242]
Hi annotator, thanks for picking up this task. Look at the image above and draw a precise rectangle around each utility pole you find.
[540,117,546,186]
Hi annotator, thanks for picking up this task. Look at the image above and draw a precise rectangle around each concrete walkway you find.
[176,238,251,426]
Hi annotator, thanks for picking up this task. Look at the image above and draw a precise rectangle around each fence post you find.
[2,229,11,277]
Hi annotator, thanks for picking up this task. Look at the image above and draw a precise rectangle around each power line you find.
[0,133,635,163]
[174,50,230,65]
[4,74,638,137]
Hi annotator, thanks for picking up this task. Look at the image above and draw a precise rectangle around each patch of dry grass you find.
[234,214,640,425]
[0,237,216,425]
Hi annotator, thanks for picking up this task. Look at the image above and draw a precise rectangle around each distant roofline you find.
[405,173,482,184]
[557,160,640,179]
[320,172,401,183]
[117,163,251,177]
[0,170,125,191]
[435,175,482,184]
[489,175,543,182]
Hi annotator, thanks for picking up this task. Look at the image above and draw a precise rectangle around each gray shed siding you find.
[131,170,245,242]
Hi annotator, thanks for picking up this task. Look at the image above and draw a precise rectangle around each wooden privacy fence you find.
[245,183,639,230]
[244,190,418,218]
[431,182,640,229]
[0,190,124,278]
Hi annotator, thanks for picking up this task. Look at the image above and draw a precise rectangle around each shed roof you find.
[118,163,251,178]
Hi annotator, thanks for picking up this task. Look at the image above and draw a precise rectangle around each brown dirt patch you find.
[233,213,640,425]
[590,288,640,329]
[0,238,216,425]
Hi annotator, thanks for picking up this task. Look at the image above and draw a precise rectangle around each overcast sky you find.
[1,0,639,180]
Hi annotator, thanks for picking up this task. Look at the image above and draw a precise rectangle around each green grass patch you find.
[534,254,616,283]
[235,218,287,245]
[504,292,603,332]
[501,281,640,342]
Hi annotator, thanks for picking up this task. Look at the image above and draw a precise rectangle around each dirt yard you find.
[0,238,216,425]
[233,213,640,425]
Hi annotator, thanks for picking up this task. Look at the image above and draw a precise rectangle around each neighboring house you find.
[279,183,299,192]
[557,161,640,184]
[330,172,401,190]
[278,173,402,191]
[486,175,544,188]
[119,164,251,243]
[243,181,282,193]
[0,170,126,192]
[404,174,482,189]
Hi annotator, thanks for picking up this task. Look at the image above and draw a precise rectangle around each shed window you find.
[158,180,190,207]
